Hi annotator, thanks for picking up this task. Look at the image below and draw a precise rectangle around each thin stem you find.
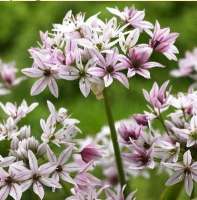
[157,110,170,136]
[103,89,127,189]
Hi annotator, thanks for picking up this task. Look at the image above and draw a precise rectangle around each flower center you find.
[32,174,40,181]
[5,176,13,185]
[56,165,63,172]
[44,69,51,76]
[132,59,141,68]
[151,40,161,49]
[106,65,114,73]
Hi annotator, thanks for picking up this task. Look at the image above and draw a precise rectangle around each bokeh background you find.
[0,2,197,200]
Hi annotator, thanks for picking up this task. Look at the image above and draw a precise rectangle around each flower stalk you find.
[103,89,127,189]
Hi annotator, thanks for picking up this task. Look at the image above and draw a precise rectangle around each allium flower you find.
[120,45,163,79]
[0,166,23,200]
[149,21,179,61]
[20,150,61,199]
[0,59,25,95]
[124,142,154,170]
[143,81,170,110]
[163,150,197,196]
[60,58,103,97]
[0,100,38,123]
[107,6,153,31]
[46,146,75,185]
[118,121,142,144]
[0,156,16,168]
[22,48,62,97]
[80,143,102,163]
[88,49,129,88]
[133,113,149,126]
[171,48,197,78]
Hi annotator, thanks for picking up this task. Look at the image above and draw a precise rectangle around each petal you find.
[58,146,73,165]
[28,150,38,173]
[113,72,129,88]
[183,150,192,166]
[137,69,150,79]
[143,62,164,69]
[79,78,91,97]
[46,146,57,163]
[38,162,56,176]
[22,68,43,78]
[103,74,113,87]
[10,184,22,200]
[165,170,184,186]
[59,67,79,80]
[184,173,193,196]
[48,78,59,98]
[60,171,75,185]
[21,180,33,192]
[31,77,48,96]
[0,186,10,200]
[40,177,61,188]
[33,182,44,200]
[87,67,105,77]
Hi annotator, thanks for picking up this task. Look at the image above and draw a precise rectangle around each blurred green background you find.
[0,2,196,200]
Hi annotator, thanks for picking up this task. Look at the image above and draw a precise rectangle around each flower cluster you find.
[171,47,197,89]
[22,7,178,98]
[94,81,197,197]
[0,100,136,200]
[0,59,24,95]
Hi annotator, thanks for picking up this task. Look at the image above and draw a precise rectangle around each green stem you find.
[157,110,170,136]
[103,89,127,189]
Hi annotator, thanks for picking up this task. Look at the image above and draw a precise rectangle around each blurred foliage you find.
[0,2,197,200]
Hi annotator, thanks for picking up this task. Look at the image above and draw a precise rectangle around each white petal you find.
[22,68,43,78]
[184,173,193,196]
[104,74,113,87]
[48,78,59,98]
[33,182,44,200]
[38,162,56,176]
[79,78,91,97]
[183,150,192,166]
[28,150,38,173]
[31,77,48,96]
[165,170,184,186]
[0,186,10,200]
[10,184,22,200]
[58,146,73,165]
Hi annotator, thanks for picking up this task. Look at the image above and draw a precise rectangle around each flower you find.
[171,48,197,78]
[118,121,142,144]
[46,146,75,185]
[20,150,61,199]
[22,48,62,97]
[0,100,38,123]
[120,45,163,79]
[107,6,153,31]
[88,49,129,88]
[143,81,170,110]
[80,143,102,163]
[163,150,197,196]
[0,166,24,200]
[133,113,149,126]
[60,58,103,97]
[149,21,179,61]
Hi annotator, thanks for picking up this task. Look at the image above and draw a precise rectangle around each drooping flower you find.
[163,150,197,196]
[120,45,164,79]
[149,21,179,61]
[133,113,149,126]
[88,49,129,88]
[80,143,102,163]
